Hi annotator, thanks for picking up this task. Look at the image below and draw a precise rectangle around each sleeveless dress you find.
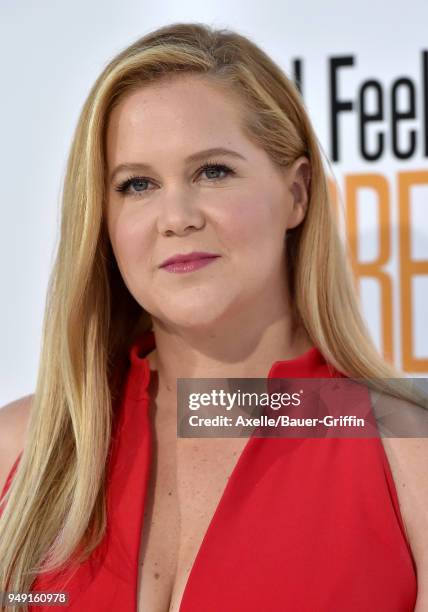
[0,330,417,611]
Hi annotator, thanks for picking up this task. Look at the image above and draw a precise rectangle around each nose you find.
[157,187,205,237]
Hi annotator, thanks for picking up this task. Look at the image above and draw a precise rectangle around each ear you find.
[286,156,311,230]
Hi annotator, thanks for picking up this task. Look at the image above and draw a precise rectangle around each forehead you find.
[105,75,251,160]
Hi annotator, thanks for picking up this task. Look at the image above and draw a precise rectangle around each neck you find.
[146,307,312,396]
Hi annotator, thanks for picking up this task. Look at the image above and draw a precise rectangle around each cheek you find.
[218,194,283,252]
[108,208,152,275]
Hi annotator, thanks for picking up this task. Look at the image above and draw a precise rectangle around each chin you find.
[155,301,231,331]
[166,311,223,331]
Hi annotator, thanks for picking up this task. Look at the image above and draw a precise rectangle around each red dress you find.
[1,330,417,611]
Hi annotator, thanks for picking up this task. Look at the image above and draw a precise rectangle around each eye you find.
[114,176,154,196]
[198,162,235,181]
[113,161,235,198]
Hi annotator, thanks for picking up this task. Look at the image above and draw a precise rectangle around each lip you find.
[159,252,221,274]
[159,251,220,267]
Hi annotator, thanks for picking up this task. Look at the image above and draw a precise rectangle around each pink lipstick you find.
[159,252,220,274]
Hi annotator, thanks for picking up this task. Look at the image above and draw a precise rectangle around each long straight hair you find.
[0,22,424,608]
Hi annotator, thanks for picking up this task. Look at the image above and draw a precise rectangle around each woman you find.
[0,22,427,612]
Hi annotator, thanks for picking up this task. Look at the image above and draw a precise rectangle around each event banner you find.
[289,50,428,374]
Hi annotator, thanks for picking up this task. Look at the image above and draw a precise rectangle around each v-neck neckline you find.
[128,329,327,611]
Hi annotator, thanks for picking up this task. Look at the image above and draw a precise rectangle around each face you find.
[105,74,309,332]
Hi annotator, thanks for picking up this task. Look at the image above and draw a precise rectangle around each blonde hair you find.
[0,22,424,608]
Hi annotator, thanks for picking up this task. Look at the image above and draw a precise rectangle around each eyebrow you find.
[109,147,247,183]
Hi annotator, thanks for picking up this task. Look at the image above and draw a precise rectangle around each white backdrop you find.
[1,0,427,406]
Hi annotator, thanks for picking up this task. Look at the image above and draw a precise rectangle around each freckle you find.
[154,572,160,580]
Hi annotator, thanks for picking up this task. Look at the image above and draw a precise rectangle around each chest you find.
[136,395,247,612]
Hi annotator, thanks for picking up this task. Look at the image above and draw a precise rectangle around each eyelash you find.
[114,161,236,197]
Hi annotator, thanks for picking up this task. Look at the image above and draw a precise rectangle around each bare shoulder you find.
[381,435,428,607]
[371,390,428,546]
[0,394,33,494]
[372,388,428,605]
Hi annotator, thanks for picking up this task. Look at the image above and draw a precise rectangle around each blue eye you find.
[114,161,235,197]
[114,177,152,195]
[199,163,234,180]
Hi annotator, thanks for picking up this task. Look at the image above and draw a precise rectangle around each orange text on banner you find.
[328,171,428,373]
